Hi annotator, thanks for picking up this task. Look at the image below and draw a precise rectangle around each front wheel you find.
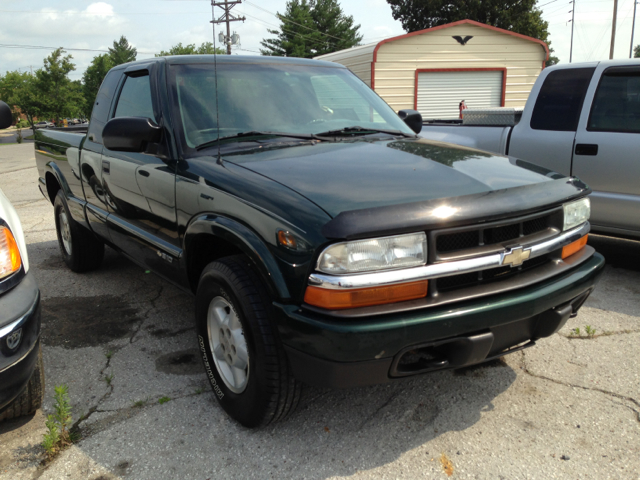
[195,255,300,428]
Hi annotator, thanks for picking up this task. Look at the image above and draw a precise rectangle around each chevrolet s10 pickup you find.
[34,56,604,427]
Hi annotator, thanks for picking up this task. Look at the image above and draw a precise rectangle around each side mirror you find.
[102,117,162,152]
[398,109,422,134]
[0,101,12,130]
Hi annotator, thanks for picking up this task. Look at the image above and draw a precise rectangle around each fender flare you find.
[43,161,72,200]
[184,214,291,301]
[43,161,88,227]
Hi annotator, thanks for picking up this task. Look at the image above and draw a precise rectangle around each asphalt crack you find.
[129,286,164,344]
[358,389,404,430]
[560,328,640,340]
[519,351,640,423]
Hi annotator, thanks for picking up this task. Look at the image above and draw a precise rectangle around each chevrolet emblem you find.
[502,246,531,267]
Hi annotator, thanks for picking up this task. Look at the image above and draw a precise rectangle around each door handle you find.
[138,170,150,177]
[102,160,110,174]
[575,144,598,156]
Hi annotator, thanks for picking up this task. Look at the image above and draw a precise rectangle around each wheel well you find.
[45,172,61,205]
[187,234,244,292]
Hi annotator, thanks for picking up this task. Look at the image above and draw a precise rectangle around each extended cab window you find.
[530,68,595,131]
[114,74,155,120]
[86,69,122,144]
[588,67,640,134]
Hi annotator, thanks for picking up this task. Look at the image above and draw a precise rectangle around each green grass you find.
[103,373,114,386]
[158,396,171,405]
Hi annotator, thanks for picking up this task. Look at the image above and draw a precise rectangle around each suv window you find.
[588,67,640,134]
[530,68,595,131]
[86,69,122,144]
[114,74,155,120]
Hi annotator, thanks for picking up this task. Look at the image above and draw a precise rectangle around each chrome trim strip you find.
[308,223,590,290]
[106,215,183,259]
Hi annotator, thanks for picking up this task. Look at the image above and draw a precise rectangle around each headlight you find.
[563,198,590,231]
[317,232,427,274]
[0,226,22,280]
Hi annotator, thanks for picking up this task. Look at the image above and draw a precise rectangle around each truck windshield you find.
[169,62,414,150]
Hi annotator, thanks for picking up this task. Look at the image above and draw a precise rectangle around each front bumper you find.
[274,252,604,388]
[0,273,41,412]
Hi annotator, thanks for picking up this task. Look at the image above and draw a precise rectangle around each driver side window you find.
[114,74,156,120]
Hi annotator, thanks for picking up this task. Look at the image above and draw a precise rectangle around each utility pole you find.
[210,0,245,54]
[631,0,638,58]
[610,0,618,59]
[570,0,576,62]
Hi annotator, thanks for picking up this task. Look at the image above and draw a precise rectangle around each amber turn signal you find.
[304,280,428,310]
[561,234,588,259]
[0,226,22,280]
[277,230,297,249]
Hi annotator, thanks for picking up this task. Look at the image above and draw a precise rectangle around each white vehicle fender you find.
[0,188,29,273]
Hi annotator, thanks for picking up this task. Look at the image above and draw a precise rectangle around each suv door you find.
[101,68,180,279]
[509,66,596,176]
[573,64,640,238]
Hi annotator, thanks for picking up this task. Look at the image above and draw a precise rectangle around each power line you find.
[243,0,346,42]
[0,43,157,55]
[0,9,208,16]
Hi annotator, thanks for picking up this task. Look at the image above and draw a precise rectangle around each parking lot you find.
[0,143,638,479]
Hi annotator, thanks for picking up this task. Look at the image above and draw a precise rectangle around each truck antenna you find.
[211,3,222,164]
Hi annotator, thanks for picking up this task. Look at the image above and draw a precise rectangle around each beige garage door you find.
[416,70,504,120]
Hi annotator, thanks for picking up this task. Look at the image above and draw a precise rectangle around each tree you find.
[82,54,113,118]
[108,36,137,65]
[386,0,556,64]
[35,48,84,125]
[0,71,42,129]
[546,47,559,67]
[156,42,226,56]
[260,0,362,58]
[635,45,639,58]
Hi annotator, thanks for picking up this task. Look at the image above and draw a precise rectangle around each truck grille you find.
[435,254,553,293]
[435,213,555,254]
[432,208,563,261]
[429,208,564,294]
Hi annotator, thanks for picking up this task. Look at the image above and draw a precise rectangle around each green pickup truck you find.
[35,55,603,427]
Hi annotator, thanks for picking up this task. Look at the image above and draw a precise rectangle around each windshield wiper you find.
[195,131,321,151]
[314,126,416,138]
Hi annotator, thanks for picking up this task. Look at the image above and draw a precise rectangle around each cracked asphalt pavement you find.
[1,143,638,479]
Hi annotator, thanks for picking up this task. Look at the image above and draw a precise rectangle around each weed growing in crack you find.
[132,397,149,408]
[195,388,204,395]
[569,325,598,338]
[105,349,114,360]
[103,373,114,386]
[42,385,73,460]
[158,396,171,404]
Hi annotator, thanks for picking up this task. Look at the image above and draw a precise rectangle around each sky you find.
[0,0,638,81]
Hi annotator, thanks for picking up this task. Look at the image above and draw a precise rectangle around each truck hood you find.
[224,138,561,219]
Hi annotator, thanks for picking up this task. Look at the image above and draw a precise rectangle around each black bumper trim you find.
[285,289,591,388]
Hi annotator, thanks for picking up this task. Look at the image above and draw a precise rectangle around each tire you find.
[195,255,301,428]
[0,343,44,421]
[54,190,104,273]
